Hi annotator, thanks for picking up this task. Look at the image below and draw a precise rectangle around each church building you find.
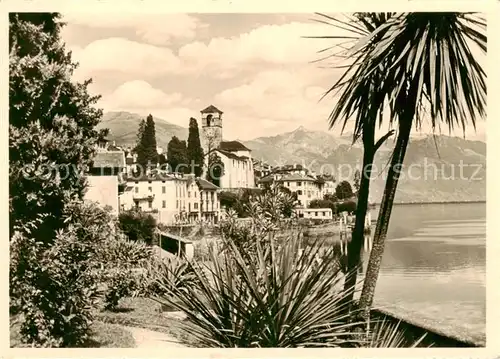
[199,105,255,189]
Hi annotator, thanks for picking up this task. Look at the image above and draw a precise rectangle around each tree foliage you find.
[136,114,158,169]
[9,13,105,346]
[9,12,103,241]
[335,181,354,200]
[309,199,336,213]
[118,209,158,245]
[166,136,188,173]
[206,152,225,187]
[187,117,204,177]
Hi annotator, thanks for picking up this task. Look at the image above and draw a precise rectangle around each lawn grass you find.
[10,317,136,348]
[95,296,198,347]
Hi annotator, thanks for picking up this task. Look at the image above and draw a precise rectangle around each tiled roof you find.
[219,141,251,152]
[196,178,219,191]
[217,149,249,161]
[201,105,223,114]
[258,173,318,184]
[92,151,125,169]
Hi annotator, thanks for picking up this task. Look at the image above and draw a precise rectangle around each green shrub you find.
[118,209,157,244]
[98,238,154,310]
[10,224,102,347]
[337,201,357,214]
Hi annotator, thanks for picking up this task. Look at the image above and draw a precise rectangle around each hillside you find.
[100,112,486,203]
[97,111,188,149]
[244,128,486,204]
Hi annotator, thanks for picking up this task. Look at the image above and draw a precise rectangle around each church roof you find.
[196,178,219,191]
[219,140,251,152]
[201,105,223,114]
[217,149,249,161]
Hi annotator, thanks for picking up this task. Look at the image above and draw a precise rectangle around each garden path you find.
[123,326,187,348]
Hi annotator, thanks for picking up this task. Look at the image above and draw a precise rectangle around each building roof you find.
[258,173,319,184]
[196,178,219,191]
[201,105,223,114]
[219,140,251,152]
[91,151,125,169]
[217,149,249,161]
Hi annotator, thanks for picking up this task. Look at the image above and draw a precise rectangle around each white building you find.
[119,172,221,225]
[84,149,126,214]
[198,105,255,190]
[258,166,326,208]
[295,208,333,220]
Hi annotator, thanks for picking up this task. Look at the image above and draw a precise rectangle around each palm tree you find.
[309,13,397,309]
[320,12,486,321]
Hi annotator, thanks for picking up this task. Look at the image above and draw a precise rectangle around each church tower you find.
[200,105,223,155]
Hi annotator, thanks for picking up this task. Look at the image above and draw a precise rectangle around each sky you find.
[61,13,487,142]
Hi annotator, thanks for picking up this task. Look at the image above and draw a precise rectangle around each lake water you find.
[365,202,486,344]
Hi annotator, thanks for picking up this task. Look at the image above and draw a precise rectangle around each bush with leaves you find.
[118,209,157,244]
[97,237,154,310]
[10,201,117,347]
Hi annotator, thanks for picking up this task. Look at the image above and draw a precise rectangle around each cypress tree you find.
[137,114,158,170]
[186,117,204,177]
[167,136,188,173]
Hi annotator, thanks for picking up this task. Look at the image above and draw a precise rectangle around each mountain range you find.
[98,111,486,203]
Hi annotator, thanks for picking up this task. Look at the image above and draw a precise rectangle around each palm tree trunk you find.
[358,117,413,321]
[342,129,394,309]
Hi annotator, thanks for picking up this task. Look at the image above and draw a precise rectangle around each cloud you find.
[102,80,184,109]
[62,13,207,45]
[178,21,343,77]
[214,69,333,124]
[66,20,347,81]
[70,38,181,80]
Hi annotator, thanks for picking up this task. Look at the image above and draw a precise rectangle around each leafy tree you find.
[335,181,354,200]
[166,136,188,173]
[137,114,158,169]
[309,199,336,213]
[336,201,357,214]
[9,13,106,345]
[206,152,224,186]
[324,193,338,203]
[118,209,158,245]
[187,117,204,177]
[135,119,145,152]
[158,153,168,166]
[9,12,103,241]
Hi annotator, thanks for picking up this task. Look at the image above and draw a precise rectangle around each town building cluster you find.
[84,105,337,224]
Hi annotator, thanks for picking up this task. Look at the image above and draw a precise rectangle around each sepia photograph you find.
[8,8,488,350]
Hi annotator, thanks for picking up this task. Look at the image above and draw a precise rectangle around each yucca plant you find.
[152,230,371,347]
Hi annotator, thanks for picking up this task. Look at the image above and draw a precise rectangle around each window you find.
[162,186,166,194]
[148,201,152,209]
[315,212,318,217]
[297,182,302,186]
[322,211,326,216]
[194,203,198,209]
[297,190,302,195]
[148,186,152,192]
[135,187,138,193]
[195,191,197,197]
[188,191,191,198]
[210,192,214,201]
[162,200,166,208]
[188,203,191,211]
[176,186,178,197]
[176,200,179,209]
